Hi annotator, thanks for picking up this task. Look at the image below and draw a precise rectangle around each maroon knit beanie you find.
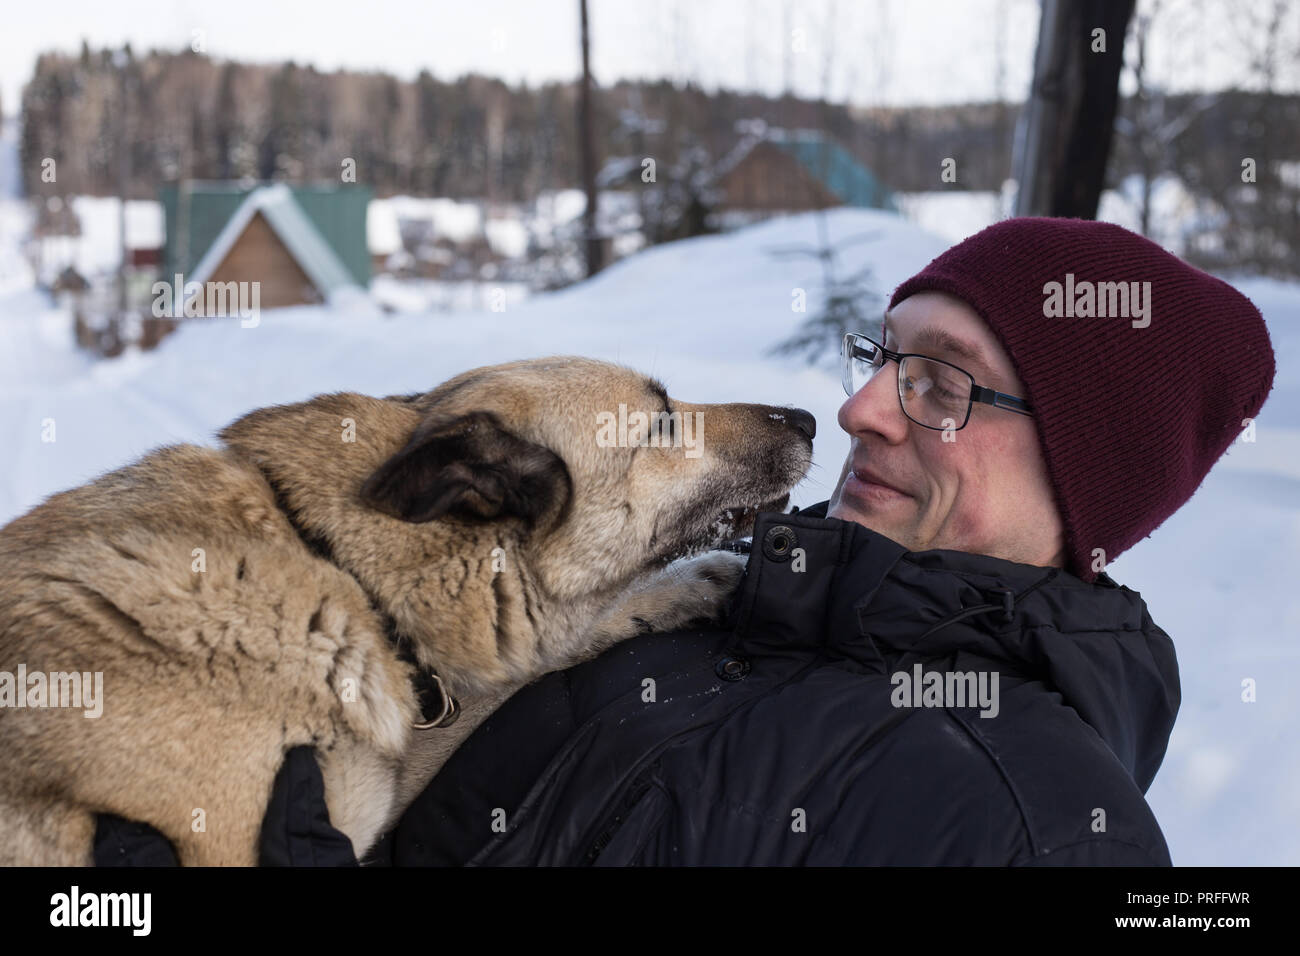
[889,217,1275,583]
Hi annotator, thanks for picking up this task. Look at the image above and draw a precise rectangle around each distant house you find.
[50,264,90,297]
[714,128,896,224]
[160,183,370,309]
[51,265,90,326]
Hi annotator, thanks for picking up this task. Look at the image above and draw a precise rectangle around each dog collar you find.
[391,627,461,730]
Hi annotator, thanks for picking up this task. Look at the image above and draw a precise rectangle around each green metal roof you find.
[768,133,897,211]
[159,182,372,286]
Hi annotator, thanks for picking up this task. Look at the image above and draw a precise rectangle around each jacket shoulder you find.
[945,680,1173,865]
[799,677,1171,866]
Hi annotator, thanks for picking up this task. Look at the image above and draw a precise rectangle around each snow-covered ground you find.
[1,118,1296,863]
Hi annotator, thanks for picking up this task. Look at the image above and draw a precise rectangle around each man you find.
[98,218,1276,866]
[373,217,1274,866]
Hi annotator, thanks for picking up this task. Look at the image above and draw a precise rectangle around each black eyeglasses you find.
[841,331,1033,431]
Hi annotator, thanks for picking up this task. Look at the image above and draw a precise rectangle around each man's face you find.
[827,291,1065,568]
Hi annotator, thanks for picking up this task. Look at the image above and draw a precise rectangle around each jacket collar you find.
[732,503,1180,792]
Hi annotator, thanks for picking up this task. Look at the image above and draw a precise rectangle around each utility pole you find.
[578,0,603,277]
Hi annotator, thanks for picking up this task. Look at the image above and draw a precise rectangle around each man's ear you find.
[359,411,571,526]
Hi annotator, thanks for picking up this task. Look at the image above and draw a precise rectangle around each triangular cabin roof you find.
[52,265,90,293]
[717,128,897,211]
[160,182,371,295]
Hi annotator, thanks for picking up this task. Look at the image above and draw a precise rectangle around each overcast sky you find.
[1,0,1292,117]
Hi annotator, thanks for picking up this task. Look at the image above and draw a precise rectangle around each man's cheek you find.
[932,479,995,552]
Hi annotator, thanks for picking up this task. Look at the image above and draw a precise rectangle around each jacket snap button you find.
[762,524,797,562]
[716,656,751,681]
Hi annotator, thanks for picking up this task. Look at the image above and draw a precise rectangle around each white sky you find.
[0,0,1292,118]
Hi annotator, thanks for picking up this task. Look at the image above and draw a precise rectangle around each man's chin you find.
[827,494,870,526]
[827,492,907,544]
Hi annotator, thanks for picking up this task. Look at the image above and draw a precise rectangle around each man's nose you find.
[838,363,907,440]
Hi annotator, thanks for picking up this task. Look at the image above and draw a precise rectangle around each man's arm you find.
[96,747,358,867]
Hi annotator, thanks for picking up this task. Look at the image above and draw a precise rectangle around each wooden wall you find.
[716,143,841,213]
[207,212,321,309]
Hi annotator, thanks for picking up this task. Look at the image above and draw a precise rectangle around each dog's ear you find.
[359,411,570,526]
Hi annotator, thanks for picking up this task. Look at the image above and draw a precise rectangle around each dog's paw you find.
[660,550,748,625]
[593,549,748,642]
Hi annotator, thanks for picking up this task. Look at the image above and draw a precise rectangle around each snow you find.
[68,196,164,258]
[370,195,541,261]
[536,188,587,227]
[1098,174,1208,256]
[483,216,529,259]
[22,195,164,289]
[1,112,1297,862]
[366,200,402,256]
[379,195,485,244]
[898,176,1208,252]
[896,188,1011,243]
[369,274,531,314]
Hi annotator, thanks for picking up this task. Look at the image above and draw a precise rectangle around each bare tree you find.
[1114,0,1217,237]
[1217,0,1300,274]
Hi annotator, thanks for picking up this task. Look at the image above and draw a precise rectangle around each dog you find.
[0,356,814,865]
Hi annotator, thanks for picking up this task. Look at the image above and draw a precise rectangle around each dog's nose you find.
[786,408,816,440]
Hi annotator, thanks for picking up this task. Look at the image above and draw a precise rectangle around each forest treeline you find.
[18,43,1023,200]
[17,43,1300,274]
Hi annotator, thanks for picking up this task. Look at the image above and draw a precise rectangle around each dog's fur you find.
[0,357,812,865]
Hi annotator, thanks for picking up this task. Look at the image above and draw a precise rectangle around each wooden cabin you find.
[714,129,896,221]
[160,183,370,310]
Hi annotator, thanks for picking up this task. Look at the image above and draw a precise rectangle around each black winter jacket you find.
[373,504,1181,866]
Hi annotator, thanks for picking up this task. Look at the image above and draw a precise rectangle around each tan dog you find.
[0,357,813,865]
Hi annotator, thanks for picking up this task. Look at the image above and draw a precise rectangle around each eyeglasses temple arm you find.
[970,384,1033,416]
